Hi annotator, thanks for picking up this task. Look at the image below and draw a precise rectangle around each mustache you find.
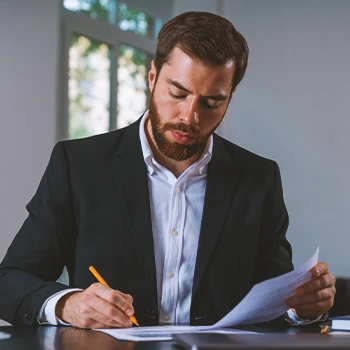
[162,123,200,137]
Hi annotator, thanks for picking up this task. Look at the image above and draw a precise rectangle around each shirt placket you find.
[159,177,185,324]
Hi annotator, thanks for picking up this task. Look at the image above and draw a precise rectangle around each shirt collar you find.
[139,111,213,176]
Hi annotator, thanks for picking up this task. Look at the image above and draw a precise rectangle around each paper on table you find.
[97,326,256,341]
[210,246,319,328]
[95,247,319,341]
[0,332,11,340]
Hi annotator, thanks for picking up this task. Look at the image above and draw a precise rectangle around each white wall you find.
[0,0,60,264]
[220,0,350,275]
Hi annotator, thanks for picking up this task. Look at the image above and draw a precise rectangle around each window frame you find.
[58,1,157,140]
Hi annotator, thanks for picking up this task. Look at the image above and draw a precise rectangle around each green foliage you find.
[118,3,149,36]
[76,0,109,21]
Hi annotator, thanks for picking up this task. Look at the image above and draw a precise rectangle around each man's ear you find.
[148,60,157,92]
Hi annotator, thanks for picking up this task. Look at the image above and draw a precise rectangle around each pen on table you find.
[88,265,139,326]
[320,325,328,334]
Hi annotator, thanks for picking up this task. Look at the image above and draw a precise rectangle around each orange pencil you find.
[320,325,328,334]
[89,266,139,326]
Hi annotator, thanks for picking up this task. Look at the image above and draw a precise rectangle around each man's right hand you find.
[56,283,134,329]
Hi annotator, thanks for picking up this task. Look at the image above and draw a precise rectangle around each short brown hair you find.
[155,11,249,90]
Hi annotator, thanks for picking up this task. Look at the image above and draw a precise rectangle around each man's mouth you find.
[170,130,196,144]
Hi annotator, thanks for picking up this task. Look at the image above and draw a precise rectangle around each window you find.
[63,0,116,23]
[59,0,160,140]
[68,35,111,139]
[117,44,150,129]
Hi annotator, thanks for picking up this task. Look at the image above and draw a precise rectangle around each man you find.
[0,12,335,328]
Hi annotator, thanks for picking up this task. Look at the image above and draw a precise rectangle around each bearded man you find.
[0,11,335,328]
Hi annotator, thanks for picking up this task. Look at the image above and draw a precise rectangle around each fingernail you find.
[316,269,321,275]
[126,309,133,316]
[127,321,133,327]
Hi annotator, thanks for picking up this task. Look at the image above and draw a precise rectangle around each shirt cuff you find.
[285,309,324,326]
[37,288,83,326]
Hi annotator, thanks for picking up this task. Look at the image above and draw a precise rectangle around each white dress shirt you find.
[139,112,213,324]
[38,112,321,326]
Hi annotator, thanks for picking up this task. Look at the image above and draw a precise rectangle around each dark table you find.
[1,325,350,350]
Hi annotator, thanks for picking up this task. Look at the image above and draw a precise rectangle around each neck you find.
[145,118,201,178]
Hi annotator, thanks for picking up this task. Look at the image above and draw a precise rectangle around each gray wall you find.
[220,0,350,274]
[0,0,60,326]
[173,0,220,14]
[0,0,59,262]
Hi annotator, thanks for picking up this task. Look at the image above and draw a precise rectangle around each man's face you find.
[148,47,235,161]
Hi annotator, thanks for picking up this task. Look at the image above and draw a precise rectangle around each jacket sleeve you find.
[0,142,78,325]
[253,161,294,283]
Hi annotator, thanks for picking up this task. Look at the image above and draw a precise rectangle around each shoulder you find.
[54,122,138,166]
[213,134,283,191]
[213,133,277,170]
[62,126,128,153]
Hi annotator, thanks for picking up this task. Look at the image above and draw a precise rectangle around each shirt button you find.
[172,229,178,236]
[168,272,174,278]
[24,312,33,321]
[199,167,204,174]
[176,187,181,193]
[146,309,157,320]
[164,315,171,321]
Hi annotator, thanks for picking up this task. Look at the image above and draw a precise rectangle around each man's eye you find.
[204,101,221,109]
[170,92,186,99]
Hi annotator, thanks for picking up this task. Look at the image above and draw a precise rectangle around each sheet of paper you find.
[210,247,319,328]
[96,326,256,341]
[0,332,11,340]
[94,247,318,341]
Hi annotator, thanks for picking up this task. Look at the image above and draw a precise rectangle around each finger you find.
[93,296,132,326]
[285,285,336,307]
[72,313,128,329]
[90,283,134,316]
[80,288,132,326]
[88,309,132,329]
[292,297,334,315]
[310,262,329,278]
[95,287,134,317]
[120,292,133,304]
[296,273,335,295]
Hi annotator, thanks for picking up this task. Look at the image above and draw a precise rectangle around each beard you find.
[148,93,222,161]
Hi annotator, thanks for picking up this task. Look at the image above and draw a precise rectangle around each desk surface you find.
[1,325,350,350]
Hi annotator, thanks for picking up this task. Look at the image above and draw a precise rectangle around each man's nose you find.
[180,100,200,125]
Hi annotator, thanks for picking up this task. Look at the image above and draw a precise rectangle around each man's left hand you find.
[285,262,336,319]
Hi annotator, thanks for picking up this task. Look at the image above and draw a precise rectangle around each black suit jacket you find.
[0,118,293,326]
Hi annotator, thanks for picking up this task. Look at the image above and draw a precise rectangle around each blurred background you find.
[0,0,349,326]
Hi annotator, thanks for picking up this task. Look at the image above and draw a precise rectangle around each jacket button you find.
[24,313,33,321]
[146,309,157,320]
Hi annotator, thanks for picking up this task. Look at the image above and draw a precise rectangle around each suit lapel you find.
[192,135,240,298]
[112,119,158,308]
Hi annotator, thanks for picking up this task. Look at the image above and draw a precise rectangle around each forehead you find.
[160,47,235,92]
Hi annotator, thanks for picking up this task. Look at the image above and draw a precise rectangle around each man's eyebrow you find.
[203,94,229,101]
[166,78,229,100]
[167,79,192,93]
